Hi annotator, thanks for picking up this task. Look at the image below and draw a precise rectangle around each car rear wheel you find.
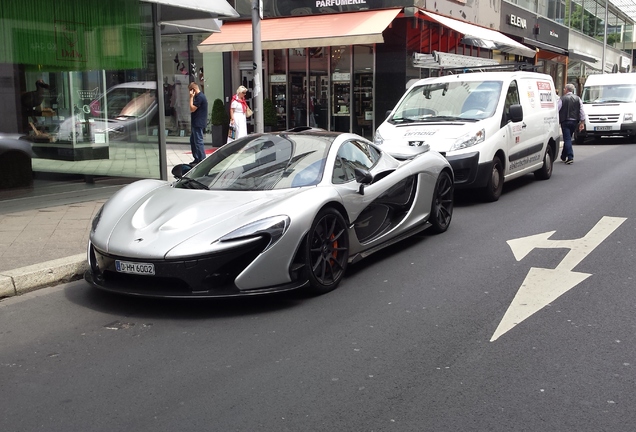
[305,208,349,295]
[534,146,553,180]
[482,156,504,202]
[429,170,454,233]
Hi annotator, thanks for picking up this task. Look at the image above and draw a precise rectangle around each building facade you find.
[2,0,634,195]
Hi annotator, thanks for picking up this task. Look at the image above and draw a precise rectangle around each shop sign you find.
[332,72,350,81]
[500,2,535,38]
[536,17,569,49]
[508,14,527,29]
[270,74,286,83]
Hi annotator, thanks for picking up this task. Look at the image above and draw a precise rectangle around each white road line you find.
[491,216,627,342]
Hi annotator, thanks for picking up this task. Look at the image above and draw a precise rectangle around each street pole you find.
[602,0,608,73]
[252,0,264,133]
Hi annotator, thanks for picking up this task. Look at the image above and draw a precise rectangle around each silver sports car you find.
[85,130,453,297]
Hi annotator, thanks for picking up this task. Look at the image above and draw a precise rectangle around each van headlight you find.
[374,130,384,146]
[625,113,633,122]
[451,129,485,151]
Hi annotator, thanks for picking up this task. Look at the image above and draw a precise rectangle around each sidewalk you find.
[0,142,210,299]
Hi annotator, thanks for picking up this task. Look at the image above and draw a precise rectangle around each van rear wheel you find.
[534,146,553,180]
[481,156,504,202]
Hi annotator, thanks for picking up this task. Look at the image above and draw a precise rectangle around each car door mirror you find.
[354,168,373,195]
[171,164,192,179]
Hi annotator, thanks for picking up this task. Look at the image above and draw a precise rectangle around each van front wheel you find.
[534,146,553,180]
[481,156,504,202]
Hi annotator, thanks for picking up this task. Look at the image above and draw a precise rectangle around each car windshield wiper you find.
[391,117,417,123]
[594,99,627,103]
[421,116,467,122]
[179,177,209,190]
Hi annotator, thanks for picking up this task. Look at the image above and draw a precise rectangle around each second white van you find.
[374,72,561,201]
[578,73,636,144]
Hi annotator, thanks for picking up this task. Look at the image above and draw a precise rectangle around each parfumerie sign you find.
[315,0,367,6]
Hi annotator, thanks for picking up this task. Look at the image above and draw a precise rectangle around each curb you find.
[0,254,88,298]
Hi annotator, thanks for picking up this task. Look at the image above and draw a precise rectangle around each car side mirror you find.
[385,110,392,119]
[171,164,192,179]
[354,168,373,195]
[509,104,523,123]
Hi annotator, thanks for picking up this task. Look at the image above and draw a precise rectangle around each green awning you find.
[1,0,145,71]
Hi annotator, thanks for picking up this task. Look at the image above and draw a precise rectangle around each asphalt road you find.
[2,140,636,431]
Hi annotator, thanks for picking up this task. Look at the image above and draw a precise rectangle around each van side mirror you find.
[509,104,523,123]
[385,110,392,119]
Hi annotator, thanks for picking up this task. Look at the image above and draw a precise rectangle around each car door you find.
[333,139,417,244]
[502,80,534,175]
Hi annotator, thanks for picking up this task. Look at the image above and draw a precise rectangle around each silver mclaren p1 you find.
[85,130,454,298]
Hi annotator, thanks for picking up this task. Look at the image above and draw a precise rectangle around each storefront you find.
[199,4,537,140]
[499,2,569,92]
[0,0,237,193]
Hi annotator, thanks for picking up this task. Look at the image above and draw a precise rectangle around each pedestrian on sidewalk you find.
[188,82,208,165]
[228,86,249,142]
[558,83,585,164]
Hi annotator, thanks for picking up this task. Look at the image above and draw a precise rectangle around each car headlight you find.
[625,113,633,122]
[219,215,290,251]
[374,130,383,146]
[451,129,485,151]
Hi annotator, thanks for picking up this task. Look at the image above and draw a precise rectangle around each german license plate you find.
[594,126,612,131]
[115,260,155,275]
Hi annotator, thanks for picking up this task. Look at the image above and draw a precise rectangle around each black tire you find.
[481,156,504,202]
[305,208,349,295]
[534,146,553,180]
[429,170,454,233]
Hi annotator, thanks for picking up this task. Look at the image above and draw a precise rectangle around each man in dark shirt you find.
[188,82,208,165]
[558,83,585,164]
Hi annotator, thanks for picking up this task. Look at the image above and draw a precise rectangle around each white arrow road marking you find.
[491,216,626,342]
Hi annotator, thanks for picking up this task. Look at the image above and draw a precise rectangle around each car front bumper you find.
[445,151,492,189]
[85,241,306,298]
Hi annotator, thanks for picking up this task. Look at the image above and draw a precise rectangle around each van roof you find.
[584,73,636,86]
[411,71,553,87]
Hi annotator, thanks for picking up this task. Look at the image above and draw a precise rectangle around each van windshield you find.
[390,80,503,123]
[581,84,636,104]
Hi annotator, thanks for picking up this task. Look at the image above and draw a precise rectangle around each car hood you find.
[93,179,304,259]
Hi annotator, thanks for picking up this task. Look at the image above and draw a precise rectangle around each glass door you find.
[289,48,307,128]
[309,47,328,129]
[331,46,351,132]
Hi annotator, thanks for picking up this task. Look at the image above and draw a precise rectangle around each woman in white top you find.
[229,86,249,141]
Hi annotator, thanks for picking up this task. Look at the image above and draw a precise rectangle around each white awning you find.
[144,0,239,18]
[143,0,237,34]
[160,18,221,35]
[421,11,536,58]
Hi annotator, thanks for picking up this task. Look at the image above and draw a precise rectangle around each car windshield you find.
[581,84,636,104]
[90,88,157,119]
[174,133,334,191]
[390,80,503,122]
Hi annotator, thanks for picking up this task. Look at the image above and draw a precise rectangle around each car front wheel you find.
[305,208,349,295]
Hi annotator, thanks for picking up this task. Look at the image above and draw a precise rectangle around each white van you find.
[374,72,560,201]
[578,73,636,143]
